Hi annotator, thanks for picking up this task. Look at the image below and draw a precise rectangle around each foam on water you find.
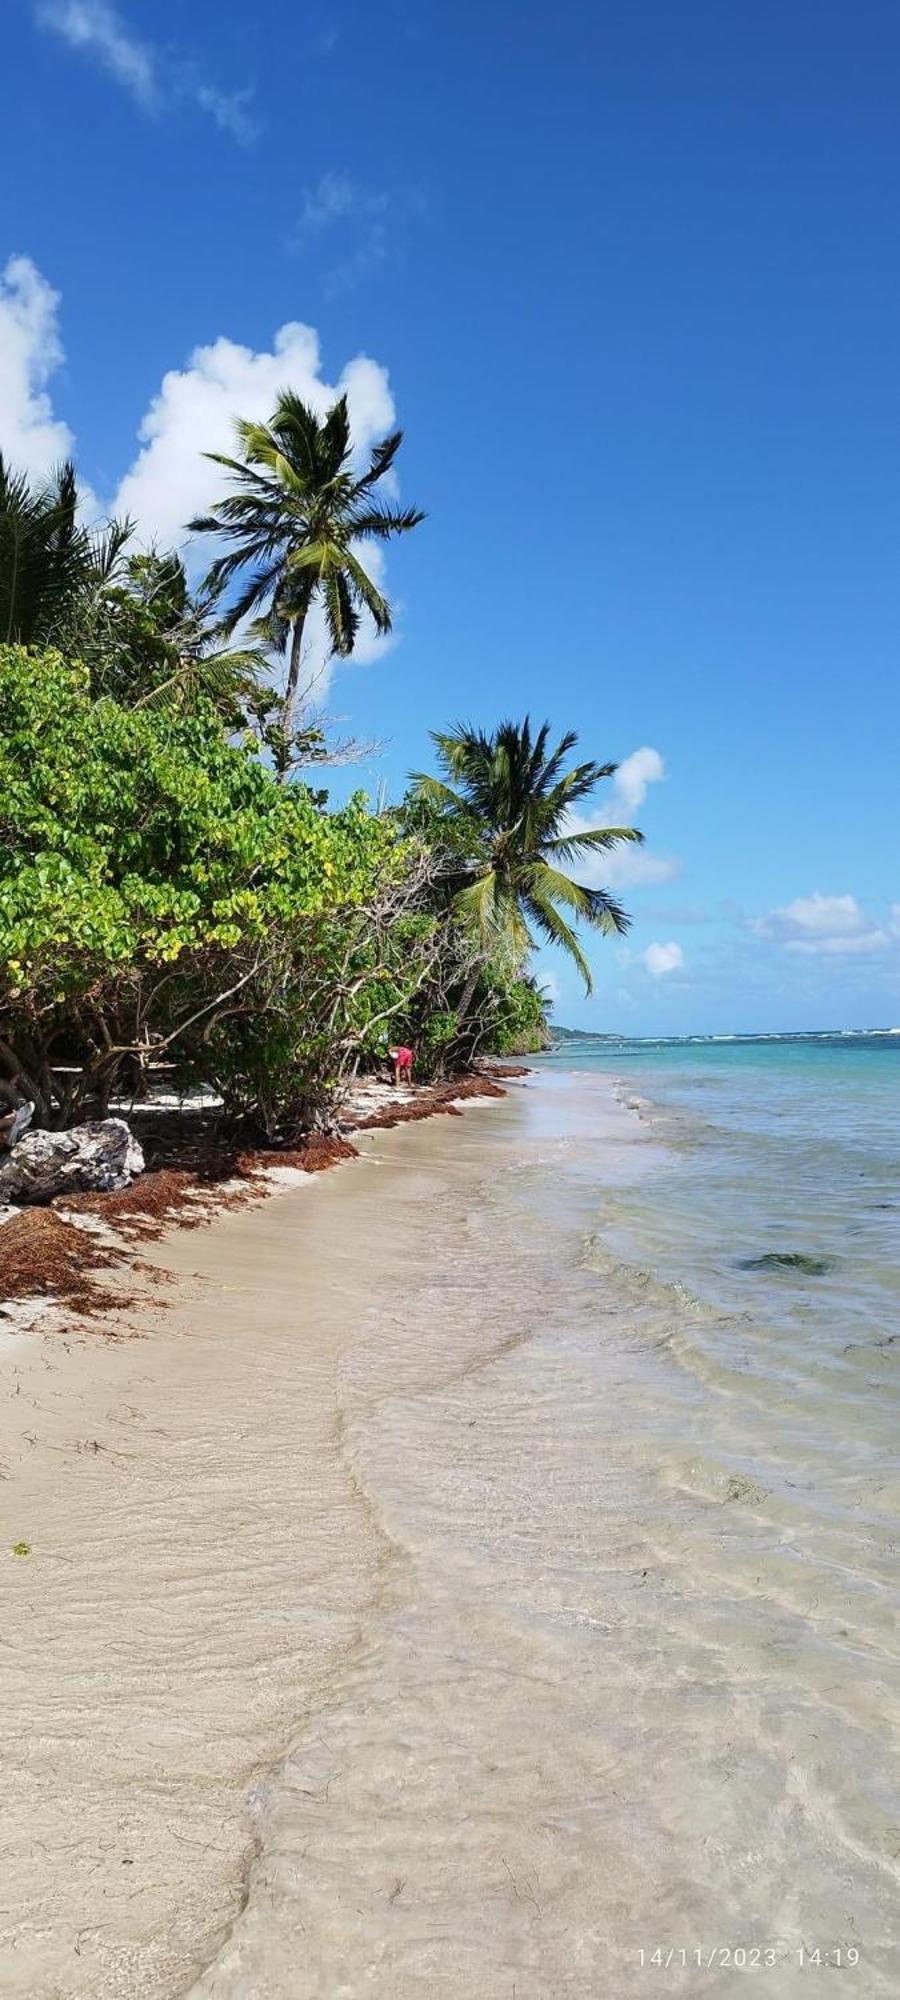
[193,1054,900,1998]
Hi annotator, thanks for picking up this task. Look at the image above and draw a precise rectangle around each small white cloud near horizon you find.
[749,891,891,957]
[564,745,679,888]
[643,941,684,979]
[35,1,258,142]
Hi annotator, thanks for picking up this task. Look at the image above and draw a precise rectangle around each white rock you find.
[0,1119,145,1204]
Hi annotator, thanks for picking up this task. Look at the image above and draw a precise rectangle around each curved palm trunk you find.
[455,957,485,1029]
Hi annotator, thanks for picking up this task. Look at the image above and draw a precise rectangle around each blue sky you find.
[2,0,898,1032]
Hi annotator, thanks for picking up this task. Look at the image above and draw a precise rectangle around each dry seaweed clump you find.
[0,1207,122,1316]
[242,1134,358,1174]
[63,1167,250,1240]
[357,1074,505,1131]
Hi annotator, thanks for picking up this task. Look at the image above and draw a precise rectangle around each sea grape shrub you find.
[476,966,551,1053]
[0,645,424,1133]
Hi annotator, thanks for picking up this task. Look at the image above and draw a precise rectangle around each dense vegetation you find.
[0,416,640,1139]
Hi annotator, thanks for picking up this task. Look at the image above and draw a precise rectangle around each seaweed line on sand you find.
[0,1074,509,1327]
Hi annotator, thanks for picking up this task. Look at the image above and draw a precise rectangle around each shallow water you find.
[195,1057,899,1998]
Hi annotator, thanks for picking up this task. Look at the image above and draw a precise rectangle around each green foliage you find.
[0,644,406,1132]
[0,641,642,1134]
[479,969,550,1054]
[75,550,271,723]
[0,463,270,727]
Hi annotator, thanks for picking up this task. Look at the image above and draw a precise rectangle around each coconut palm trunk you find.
[284,602,310,740]
[455,957,485,1030]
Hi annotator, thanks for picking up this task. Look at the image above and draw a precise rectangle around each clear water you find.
[541,1031,900,1502]
[195,1043,900,1998]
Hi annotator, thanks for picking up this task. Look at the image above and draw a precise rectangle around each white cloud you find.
[613,746,665,811]
[644,940,684,980]
[643,941,684,978]
[292,171,426,296]
[787,931,890,957]
[190,82,258,147]
[0,256,76,476]
[113,325,395,551]
[298,172,390,233]
[564,744,679,888]
[35,1,258,142]
[37,0,156,108]
[602,846,680,888]
[749,892,890,956]
[112,324,400,693]
[1,253,403,699]
[766,892,867,938]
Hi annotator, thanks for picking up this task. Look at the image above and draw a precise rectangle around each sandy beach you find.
[2,1087,538,1999]
[4,1067,898,1999]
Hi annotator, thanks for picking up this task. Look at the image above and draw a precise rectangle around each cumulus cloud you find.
[749,892,891,956]
[643,941,684,978]
[35,1,258,142]
[613,746,665,811]
[563,745,679,888]
[0,255,75,476]
[112,324,399,691]
[0,253,403,696]
[113,323,395,550]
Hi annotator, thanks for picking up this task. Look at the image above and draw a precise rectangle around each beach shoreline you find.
[5,1053,897,1998]
[0,1075,552,1999]
[0,1068,517,1335]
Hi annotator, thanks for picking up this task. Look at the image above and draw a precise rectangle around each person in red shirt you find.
[389,1044,414,1087]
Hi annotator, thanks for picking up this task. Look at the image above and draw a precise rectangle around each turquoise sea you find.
[541,1029,900,1412]
[204,1037,899,1997]
[538,1030,900,1617]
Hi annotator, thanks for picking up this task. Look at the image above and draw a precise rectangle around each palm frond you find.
[545,825,643,863]
[323,566,359,655]
[354,429,404,492]
[523,889,594,992]
[349,502,427,537]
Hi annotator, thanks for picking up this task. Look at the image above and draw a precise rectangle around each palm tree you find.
[189,391,424,744]
[0,457,117,646]
[85,550,271,722]
[410,718,643,997]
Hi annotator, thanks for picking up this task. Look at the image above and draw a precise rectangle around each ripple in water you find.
[193,1057,900,1998]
